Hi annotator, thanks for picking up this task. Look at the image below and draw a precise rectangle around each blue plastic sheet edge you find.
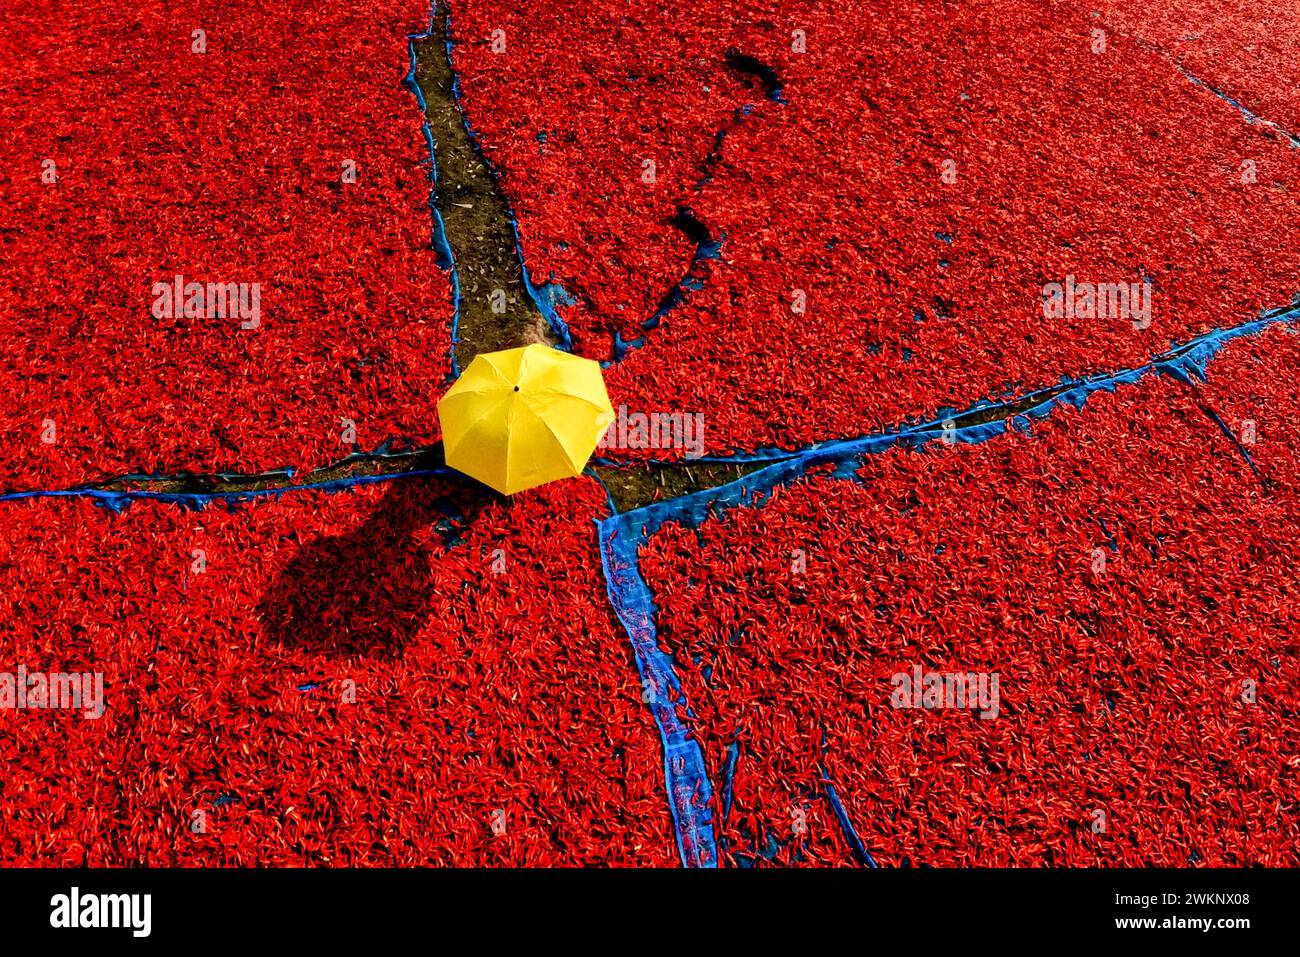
[403,8,462,382]
[0,468,458,513]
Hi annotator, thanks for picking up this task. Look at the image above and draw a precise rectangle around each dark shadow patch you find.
[670,206,714,247]
[724,49,785,102]
[256,471,497,659]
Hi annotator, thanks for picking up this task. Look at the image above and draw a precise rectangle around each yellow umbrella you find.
[438,344,614,495]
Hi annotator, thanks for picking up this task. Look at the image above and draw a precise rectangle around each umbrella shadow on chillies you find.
[256,458,499,659]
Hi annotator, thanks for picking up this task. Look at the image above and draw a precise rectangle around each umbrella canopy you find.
[437,344,614,495]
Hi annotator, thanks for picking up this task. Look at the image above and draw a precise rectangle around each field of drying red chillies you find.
[0,0,1297,868]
